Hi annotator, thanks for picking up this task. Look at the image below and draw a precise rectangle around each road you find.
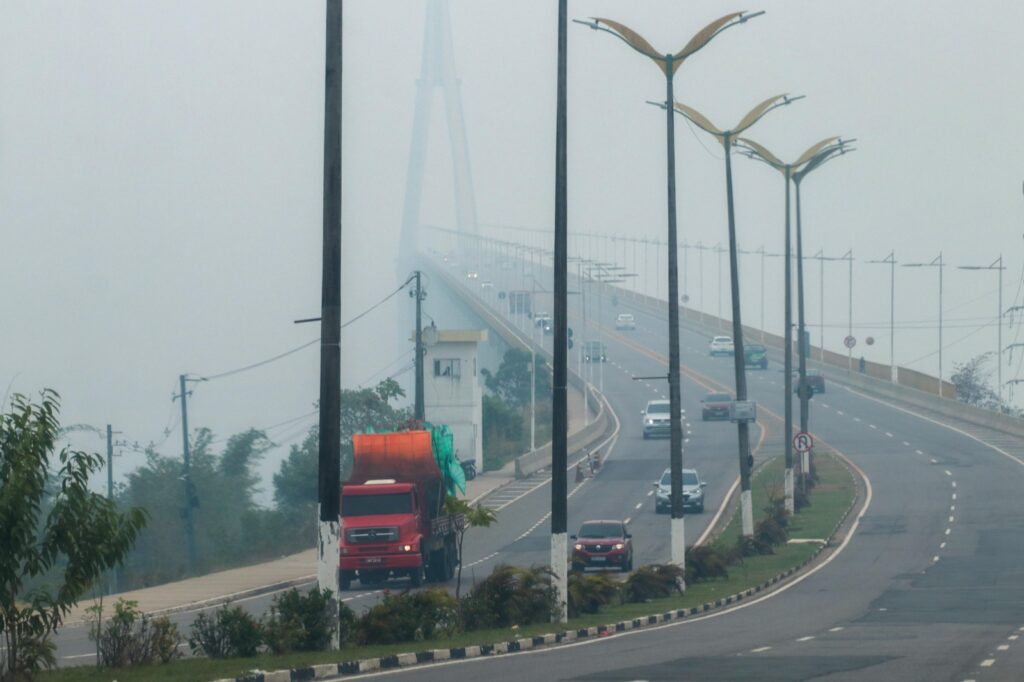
[342,262,1024,681]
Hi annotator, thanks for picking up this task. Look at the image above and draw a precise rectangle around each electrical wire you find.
[900,317,996,368]
[197,276,415,382]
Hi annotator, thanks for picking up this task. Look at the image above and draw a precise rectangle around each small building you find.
[422,329,487,473]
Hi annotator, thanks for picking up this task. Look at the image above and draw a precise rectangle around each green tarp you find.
[427,423,466,496]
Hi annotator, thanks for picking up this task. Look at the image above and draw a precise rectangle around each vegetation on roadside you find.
[0,391,147,682]
[481,348,552,471]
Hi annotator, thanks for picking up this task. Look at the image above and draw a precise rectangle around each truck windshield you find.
[342,493,412,516]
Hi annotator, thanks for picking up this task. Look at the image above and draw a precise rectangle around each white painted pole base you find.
[317,509,342,649]
[551,532,568,623]
[801,451,810,480]
[784,467,795,514]
[671,515,686,592]
[740,489,754,538]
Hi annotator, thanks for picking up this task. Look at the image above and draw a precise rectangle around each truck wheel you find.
[410,560,426,588]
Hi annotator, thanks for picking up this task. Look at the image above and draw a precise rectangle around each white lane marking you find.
[869,424,877,430]
[1009,635,1019,640]
[751,646,772,653]
[933,556,940,562]
[949,516,955,523]
[796,635,815,642]
[952,481,957,488]
[853,417,861,422]
[647,490,655,497]
[944,469,952,476]
[997,644,1009,651]
[931,458,939,464]
[980,659,995,667]
[836,410,844,416]
[950,505,956,511]
[945,528,952,535]
[940,542,947,549]
[829,626,844,632]
[903,440,911,446]
[885,432,894,438]
[952,493,957,500]
[916,449,924,455]
[624,517,632,525]
[635,502,643,510]
[821,403,830,408]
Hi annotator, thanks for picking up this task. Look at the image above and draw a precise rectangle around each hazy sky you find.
[4,1,1024,502]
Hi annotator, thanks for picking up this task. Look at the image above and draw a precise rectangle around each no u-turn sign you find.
[793,432,813,453]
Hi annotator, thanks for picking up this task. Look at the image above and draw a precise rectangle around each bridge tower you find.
[398,0,479,272]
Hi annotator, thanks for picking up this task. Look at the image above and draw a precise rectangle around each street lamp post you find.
[866,252,897,383]
[903,253,945,396]
[958,255,1005,405]
[668,93,800,537]
[736,136,851,510]
[577,10,764,570]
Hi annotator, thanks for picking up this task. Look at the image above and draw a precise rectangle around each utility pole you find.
[414,270,425,421]
[106,424,114,501]
[318,0,343,648]
[551,0,569,624]
[177,374,199,577]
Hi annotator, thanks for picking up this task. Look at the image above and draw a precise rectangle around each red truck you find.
[338,430,460,590]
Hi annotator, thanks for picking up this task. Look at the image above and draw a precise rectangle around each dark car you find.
[744,343,768,369]
[571,520,633,572]
[794,369,826,395]
[583,341,607,363]
[701,392,732,421]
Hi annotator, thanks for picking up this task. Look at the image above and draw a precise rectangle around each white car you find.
[708,336,734,356]
[615,313,636,330]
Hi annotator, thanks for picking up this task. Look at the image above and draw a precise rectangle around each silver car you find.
[654,468,706,514]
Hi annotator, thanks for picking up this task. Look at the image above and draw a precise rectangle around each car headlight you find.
[574,543,583,551]
[614,543,624,550]
[645,418,654,425]
[691,488,703,498]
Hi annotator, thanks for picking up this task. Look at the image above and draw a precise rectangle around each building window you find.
[434,358,461,378]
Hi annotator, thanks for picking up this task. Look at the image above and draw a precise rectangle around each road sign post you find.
[793,431,813,498]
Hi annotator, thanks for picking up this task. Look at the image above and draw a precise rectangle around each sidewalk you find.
[64,389,591,624]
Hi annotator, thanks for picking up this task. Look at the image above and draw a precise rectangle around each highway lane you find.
[345,277,1024,681]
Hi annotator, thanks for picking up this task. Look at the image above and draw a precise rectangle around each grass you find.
[42,453,856,682]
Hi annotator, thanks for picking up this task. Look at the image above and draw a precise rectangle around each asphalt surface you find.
[339,262,1024,682]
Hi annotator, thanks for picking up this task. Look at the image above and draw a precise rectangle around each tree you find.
[0,391,146,680]
[950,354,1012,413]
[481,348,550,408]
[441,496,496,607]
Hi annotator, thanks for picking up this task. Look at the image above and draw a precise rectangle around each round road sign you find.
[793,432,813,453]
[844,335,857,349]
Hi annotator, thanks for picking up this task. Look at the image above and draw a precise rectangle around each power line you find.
[198,277,415,382]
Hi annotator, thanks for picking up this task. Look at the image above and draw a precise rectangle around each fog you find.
[3,1,1023,503]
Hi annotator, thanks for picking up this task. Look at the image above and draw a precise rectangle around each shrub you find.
[622,564,684,603]
[262,588,337,654]
[461,565,558,630]
[338,602,357,647]
[86,599,182,668]
[188,603,262,658]
[357,590,459,645]
[754,496,790,548]
[685,545,729,584]
[567,572,620,617]
[735,535,774,557]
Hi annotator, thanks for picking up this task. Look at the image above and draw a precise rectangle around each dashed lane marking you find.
[944,469,952,476]
[635,502,643,510]
[829,627,844,632]
[903,441,911,446]
[997,644,1009,651]
[796,636,815,642]
[945,528,952,535]
[885,432,894,438]
[751,646,772,653]
[980,659,995,667]
[836,410,844,416]
[869,424,877,430]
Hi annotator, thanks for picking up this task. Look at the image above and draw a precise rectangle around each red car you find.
[571,520,633,572]
[701,392,732,421]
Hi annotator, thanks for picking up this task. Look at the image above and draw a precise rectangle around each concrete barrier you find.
[427,260,608,478]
